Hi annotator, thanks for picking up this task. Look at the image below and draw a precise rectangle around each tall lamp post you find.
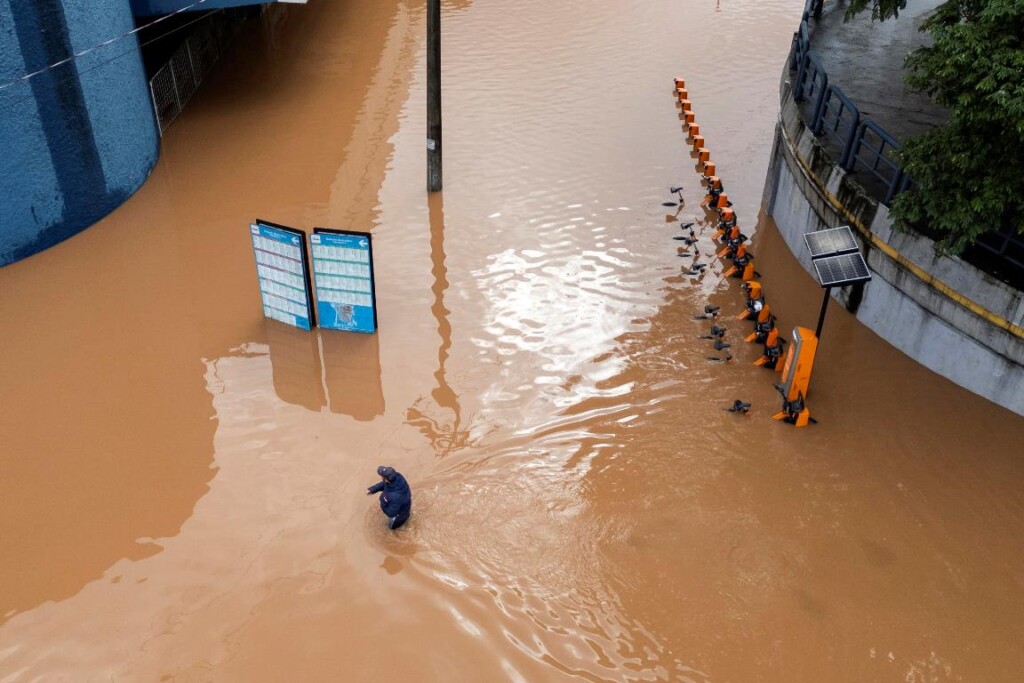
[772,226,873,427]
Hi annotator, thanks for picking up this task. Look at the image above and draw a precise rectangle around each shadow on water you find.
[265,323,386,420]
[0,0,407,627]
[405,192,482,457]
[0,266,223,624]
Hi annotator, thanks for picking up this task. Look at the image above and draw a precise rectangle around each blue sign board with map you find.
[249,220,315,331]
[311,229,378,333]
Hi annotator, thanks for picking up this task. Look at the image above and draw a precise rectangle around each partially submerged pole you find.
[815,287,831,340]
[427,0,442,192]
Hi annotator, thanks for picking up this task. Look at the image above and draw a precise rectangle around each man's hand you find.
[366,489,374,495]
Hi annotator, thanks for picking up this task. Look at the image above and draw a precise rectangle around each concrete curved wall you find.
[0,0,158,266]
[763,78,1024,416]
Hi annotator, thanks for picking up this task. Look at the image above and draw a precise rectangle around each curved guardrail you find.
[790,1,1023,288]
[791,8,905,204]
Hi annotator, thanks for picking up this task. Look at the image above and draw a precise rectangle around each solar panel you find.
[813,252,872,287]
[804,226,859,259]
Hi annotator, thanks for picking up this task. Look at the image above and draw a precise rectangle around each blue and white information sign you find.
[249,220,315,331]
[311,229,378,333]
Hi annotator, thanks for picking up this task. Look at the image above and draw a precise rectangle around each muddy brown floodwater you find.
[2,0,1023,681]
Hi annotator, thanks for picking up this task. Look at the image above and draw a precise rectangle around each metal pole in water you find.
[815,286,832,340]
[427,0,442,192]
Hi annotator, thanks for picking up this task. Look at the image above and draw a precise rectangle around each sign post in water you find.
[249,219,316,331]
[310,228,378,334]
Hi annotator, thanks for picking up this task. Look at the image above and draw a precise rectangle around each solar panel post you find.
[804,227,872,345]
[815,287,832,339]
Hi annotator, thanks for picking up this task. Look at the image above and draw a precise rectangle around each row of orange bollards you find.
[673,77,788,377]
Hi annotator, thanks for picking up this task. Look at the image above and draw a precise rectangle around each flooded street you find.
[2,0,1023,680]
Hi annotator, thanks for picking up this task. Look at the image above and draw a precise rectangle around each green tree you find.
[847,0,1024,254]
[843,0,907,21]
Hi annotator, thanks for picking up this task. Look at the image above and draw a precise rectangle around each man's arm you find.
[367,481,385,495]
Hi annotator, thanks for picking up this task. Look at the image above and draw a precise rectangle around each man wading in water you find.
[366,466,412,530]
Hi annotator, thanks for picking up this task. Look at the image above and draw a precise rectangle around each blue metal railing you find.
[814,84,859,168]
[850,121,904,204]
[791,9,905,205]
[795,51,828,109]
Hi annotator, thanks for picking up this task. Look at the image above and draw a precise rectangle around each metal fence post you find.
[149,77,163,136]
[811,75,830,134]
[186,37,199,84]
[839,110,860,169]
[848,121,866,175]
[885,170,904,205]
[795,53,808,100]
[168,59,182,115]
[794,23,809,100]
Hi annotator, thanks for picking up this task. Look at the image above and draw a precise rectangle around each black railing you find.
[790,1,1023,289]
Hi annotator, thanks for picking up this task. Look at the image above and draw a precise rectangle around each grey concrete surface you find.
[808,0,949,143]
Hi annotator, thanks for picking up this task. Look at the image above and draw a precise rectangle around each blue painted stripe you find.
[8,0,109,259]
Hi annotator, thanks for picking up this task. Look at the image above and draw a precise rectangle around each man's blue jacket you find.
[368,472,412,520]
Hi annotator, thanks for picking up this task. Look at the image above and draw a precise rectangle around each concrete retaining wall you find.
[0,0,159,266]
[763,80,1024,415]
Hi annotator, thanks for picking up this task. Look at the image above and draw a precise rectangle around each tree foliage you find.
[849,0,1024,253]
[843,0,907,22]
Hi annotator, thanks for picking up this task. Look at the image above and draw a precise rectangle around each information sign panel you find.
[249,220,315,331]
[311,228,378,333]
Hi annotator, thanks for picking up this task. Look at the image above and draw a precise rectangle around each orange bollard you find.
[692,135,704,151]
[684,110,695,124]
[737,281,765,320]
[687,122,700,137]
[702,161,717,178]
[741,259,756,280]
[674,77,686,90]
[754,327,783,367]
[716,224,741,246]
[715,191,730,208]
[702,177,723,208]
[679,99,692,112]
[698,148,710,163]
[676,88,689,100]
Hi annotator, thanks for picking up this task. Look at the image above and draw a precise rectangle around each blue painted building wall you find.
[0,0,159,266]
